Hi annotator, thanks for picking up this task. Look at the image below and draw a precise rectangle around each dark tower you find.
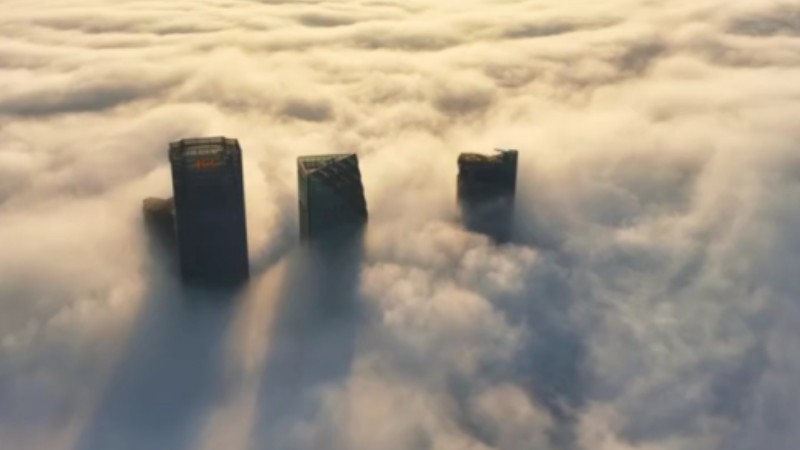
[142,197,176,248]
[169,137,249,287]
[297,154,368,241]
[457,149,518,242]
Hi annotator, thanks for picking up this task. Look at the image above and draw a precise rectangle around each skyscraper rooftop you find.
[457,149,518,242]
[298,153,368,241]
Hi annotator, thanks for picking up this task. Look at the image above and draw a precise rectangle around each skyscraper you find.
[169,137,249,286]
[297,154,368,241]
[457,149,518,242]
[142,196,175,247]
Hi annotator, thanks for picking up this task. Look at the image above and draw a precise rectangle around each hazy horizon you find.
[1,1,800,449]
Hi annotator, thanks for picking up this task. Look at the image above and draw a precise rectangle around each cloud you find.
[1,0,800,449]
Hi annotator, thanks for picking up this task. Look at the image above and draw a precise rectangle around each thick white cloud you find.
[1,0,800,449]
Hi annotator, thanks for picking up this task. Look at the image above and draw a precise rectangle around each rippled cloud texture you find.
[1,0,800,449]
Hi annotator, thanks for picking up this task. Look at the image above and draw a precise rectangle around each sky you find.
[1,0,800,449]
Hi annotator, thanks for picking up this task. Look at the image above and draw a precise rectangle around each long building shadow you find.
[445,256,588,450]
[251,228,365,450]
[75,221,241,450]
[476,259,588,450]
[467,177,590,450]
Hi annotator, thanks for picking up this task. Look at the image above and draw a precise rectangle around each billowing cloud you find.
[1,0,799,449]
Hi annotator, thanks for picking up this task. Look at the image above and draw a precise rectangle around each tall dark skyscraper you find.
[457,149,518,242]
[297,154,368,241]
[169,137,250,286]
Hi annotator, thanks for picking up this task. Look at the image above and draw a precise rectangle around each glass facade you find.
[169,137,249,286]
[297,154,368,241]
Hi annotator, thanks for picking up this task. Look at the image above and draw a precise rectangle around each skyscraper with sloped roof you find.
[297,154,368,241]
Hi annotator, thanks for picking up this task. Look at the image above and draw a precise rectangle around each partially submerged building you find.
[142,196,175,245]
[297,154,368,241]
[168,137,250,287]
[457,149,518,242]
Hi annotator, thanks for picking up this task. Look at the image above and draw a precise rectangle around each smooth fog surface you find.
[1,0,800,449]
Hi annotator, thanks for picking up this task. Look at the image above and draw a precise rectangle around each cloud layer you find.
[1,0,800,449]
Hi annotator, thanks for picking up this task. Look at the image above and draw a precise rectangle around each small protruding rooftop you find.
[142,197,174,215]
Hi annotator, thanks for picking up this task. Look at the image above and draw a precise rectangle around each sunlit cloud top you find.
[1,1,800,449]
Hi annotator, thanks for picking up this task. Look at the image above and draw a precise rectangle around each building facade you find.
[169,137,249,286]
[297,154,368,241]
[457,149,518,242]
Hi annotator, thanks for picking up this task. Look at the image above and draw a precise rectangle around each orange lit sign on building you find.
[196,158,222,169]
